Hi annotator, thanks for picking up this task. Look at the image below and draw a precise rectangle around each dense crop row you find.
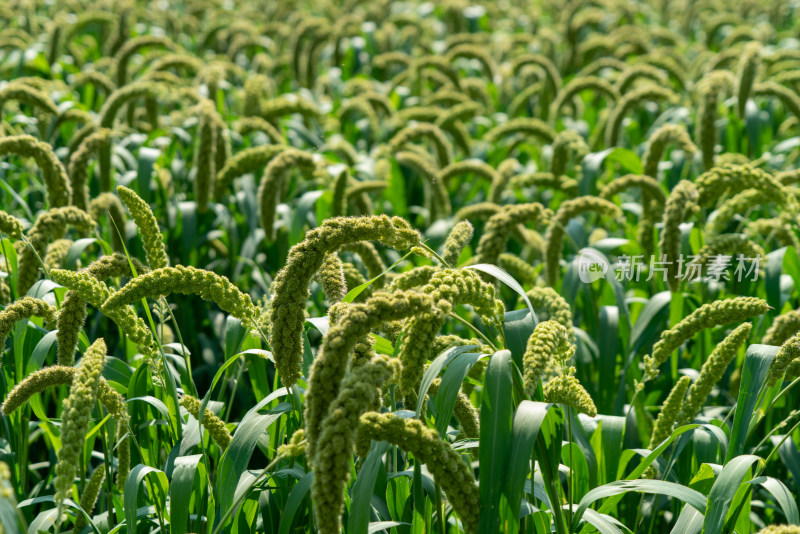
[1,0,800,533]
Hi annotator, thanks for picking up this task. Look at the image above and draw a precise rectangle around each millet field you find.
[2,0,800,533]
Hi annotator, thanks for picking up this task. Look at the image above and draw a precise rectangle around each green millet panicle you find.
[605,86,678,147]
[426,378,480,438]
[342,262,370,298]
[89,192,127,252]
[345,182,390,214]
[735,42,761,118]
[397,269,501,395]
[17,206,95,295]
[0,279,9,306]
[677,323,752,426]
[258,148,327,240]
[543,368,597,417]
[68,123,100,157]
[550,129,589,177]
[767,334,800,387]
[214,144,286,199]
[752,82,800,121]
[441,221,474,266]
[454,202,501,223]
[659,180,700,291]
[549,76,619,121]
[695,164,787,209]
[99,81,164,129]
[614,64,669,94]
[194,99,219,213]
[509,172,579,196]
[304,290,434,458]
[642,297,769,383]
[49,269,113,306]
[705,190,772,235]
[0,82,58,117]
[112,35,174,86]
[387,265,440,292]
[180,394,232,450]
[73,465,105,530]
[117,185,169,269]
[330,168,349,217]
[764,310,800,346]
[475,203,551,266]
[233,117,284,145]
[694,234,765,271]
[338,97,380,136]
[545,197,621,286]
[357,412,480,534]
[600,174,666,258]
[51,268,160,373]
[527,287,574,337]
[316,253,347,304]
[68,128,114,211]
[342,241,386,285]
[394,151,450,221]
[746,218,800,251]
[599,174,666,205]
[270,216,421,389]
[511,52,562,96]
[499,254,539,286]
[436,159,497,187]
[696,71,733,169]
[72,70,116,95]
[54,339,107,511]
[1,365,74,415]
[0,135,71,208]
[485,118,556,146]
[312,355,400,534]
[43,239,72,271]
[648,375,692,449]
[278,429,306,458]
[258,96,321,122]
[447,43,496,79]
[0,297,56,365]
[0,210,22,239]
[757,526,800,534]
[101,266,259,328]
[56,254,147,366]
[523,320,574,397]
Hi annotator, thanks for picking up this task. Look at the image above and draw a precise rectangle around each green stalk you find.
[535,433,568,534]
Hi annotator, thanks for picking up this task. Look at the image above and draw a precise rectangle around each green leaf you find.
[748,476,799,525]
[703,455,763,532]
[434,351,486,436]
[170,454,204,534]
[348,441,390,534]
[124,464,169,531]
[343,250,414,303]
[277,472,314,534]
[290,190,325,244]
[479,350,515,532]
[217,405,289,520]
[369,333,394,356]
[502,401,556,524]
[26,330,58,374]
[504,308,535,369]
[415,344,478,416]
[727,344,777,461]
[573,479,706,528]
[62,238,97,270]
[225,316,248,360]
[465,263,537,334]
